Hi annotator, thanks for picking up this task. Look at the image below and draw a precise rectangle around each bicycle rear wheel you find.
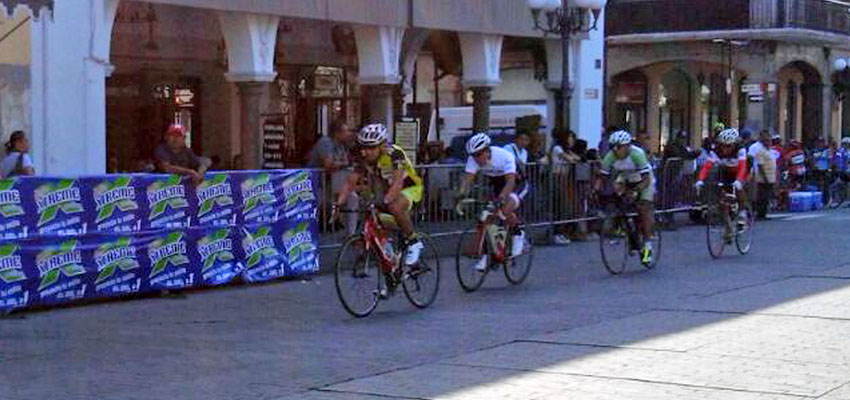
[456,227,489,292]
[334,235,381,318]
[735,209,755,255]
[504,226,533,285]
[599,214,629,275]
[403,234,440,309]
[705,205,728,259]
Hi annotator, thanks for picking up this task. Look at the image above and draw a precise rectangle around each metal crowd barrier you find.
[315,158,700,248]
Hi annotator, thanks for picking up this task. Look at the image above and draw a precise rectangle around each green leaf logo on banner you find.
[0,179,24,218]
[281,172,315,208]
[282,222,316,264]
[0,243,25,283]
[34,179,84,227]
[94,176,138,223]
[146,175,188,220]
[35,239,85,291]
[242,226,278,268]
[197,229,235,272]
[240,173,275,213]
[196,174,233,217]
[147,232,189,278]
[94,237,139,284]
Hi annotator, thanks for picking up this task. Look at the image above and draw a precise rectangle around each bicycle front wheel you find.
[403,234,440,309]
[504,226,533,285]
[456,227,489,292]
[736,209,755,255]
[334,235,381,318]
[705,205,728,259]
[599,214,628,275]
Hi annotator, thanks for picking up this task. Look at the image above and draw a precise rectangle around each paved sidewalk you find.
[309,265,850,399]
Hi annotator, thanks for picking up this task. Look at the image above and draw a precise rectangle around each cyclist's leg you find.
[501,182,528,227]
[390,185,424,265]
[636,184,655,242]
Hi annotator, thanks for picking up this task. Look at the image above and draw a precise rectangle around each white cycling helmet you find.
[717,128,740,145]
[357,123,388,147]
[842,137,850,145]
[466,132,492,155]
[608,130,633,147]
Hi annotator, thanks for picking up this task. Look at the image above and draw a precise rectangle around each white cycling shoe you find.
[404,240,424,266]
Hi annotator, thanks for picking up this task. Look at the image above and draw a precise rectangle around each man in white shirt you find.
[504,131,530,165]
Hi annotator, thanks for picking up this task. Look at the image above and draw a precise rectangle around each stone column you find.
[823,84,834,142]
[366,84,396,127]
[471,87,492,132]
[459,33,503,134]
[235,82,267,170]
[354,25,405,128]
[218,11,279,168]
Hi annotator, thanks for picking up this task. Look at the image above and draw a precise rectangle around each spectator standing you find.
[504,130,530,166]
[753,131,777,219]
[154,124,206,184]
[550,130,586,244]
[1,130,35,178]
[307,119,354,171]
[809,137,831,193]
[660,131,696,229]
[308,119,357,235]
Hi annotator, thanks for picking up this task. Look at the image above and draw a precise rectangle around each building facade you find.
[606,0,850,152]
[0,0,605,175]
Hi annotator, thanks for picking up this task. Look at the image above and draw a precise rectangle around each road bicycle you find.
[333,201,440,318]
[827,173,849,209]
[454,199,533,292]
[704,182,754,258]
[598,192,661,275]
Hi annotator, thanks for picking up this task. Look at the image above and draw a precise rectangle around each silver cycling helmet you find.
[357,123,389,147]
[716,128,740,145]
[608,130,633,147]
[466,132,492,155]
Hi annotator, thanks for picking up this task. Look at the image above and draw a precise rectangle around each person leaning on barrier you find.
[1,130,35,178]
[154,124,206,185]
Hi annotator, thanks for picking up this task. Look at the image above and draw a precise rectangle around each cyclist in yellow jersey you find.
[334,123,425,265]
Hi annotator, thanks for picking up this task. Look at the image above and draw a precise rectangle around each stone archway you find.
[659,69,692,148]
[609,69,648,135]
[778,61,822,145]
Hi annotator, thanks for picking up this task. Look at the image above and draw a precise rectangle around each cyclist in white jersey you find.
[458,133,529,269]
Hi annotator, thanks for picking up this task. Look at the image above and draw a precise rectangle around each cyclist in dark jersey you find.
[334,123,424,266]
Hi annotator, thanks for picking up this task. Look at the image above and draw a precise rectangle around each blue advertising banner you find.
[0,169,320,313]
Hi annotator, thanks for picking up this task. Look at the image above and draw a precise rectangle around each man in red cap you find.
[154,124,206,184]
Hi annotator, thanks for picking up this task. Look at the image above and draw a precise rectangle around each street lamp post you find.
[528,0,606,134]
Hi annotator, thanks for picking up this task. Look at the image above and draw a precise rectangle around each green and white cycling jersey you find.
[600,145,656,202]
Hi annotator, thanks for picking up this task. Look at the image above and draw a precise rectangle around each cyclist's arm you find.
[384,168,407,204]
[633,172,652,192]
[736,150,749,182]
[335,171,361,207]
[459,173,475,198]
[497,173,517,201]
[595,151,615,191]
[697,158,715,181]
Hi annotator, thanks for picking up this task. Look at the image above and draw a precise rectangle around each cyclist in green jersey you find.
[334,123,425,265]
[595,130,656,264]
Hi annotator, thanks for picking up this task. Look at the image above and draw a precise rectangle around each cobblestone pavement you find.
[2,210,850,399]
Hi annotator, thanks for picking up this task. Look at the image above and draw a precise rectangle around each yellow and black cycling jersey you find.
[355,144,422,189]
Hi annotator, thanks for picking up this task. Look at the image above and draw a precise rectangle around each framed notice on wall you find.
[394,118,420,166]
[262,117,286,169]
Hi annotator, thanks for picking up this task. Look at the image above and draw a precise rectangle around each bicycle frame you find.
[460,200,509,264]
[360,205,398,273]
